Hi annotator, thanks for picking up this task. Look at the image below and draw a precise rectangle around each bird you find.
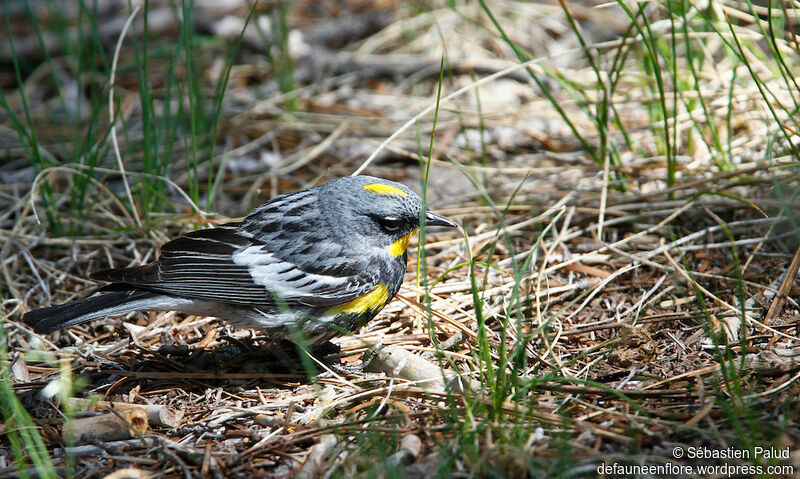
[23,175,457,344]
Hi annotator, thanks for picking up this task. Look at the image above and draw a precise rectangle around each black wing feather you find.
[91,218,378,308]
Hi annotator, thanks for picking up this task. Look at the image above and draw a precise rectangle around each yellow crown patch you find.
[363,183,407,196]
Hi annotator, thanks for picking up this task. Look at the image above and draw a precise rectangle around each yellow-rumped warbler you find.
[23,176,456,343]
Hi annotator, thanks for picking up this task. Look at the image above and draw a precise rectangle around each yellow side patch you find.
[386,229,418,256]
[363,183,407,196]
[328,283,390,315]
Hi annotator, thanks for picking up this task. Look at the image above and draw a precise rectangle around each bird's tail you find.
[23,289,159,334]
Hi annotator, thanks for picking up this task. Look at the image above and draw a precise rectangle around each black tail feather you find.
[23,290,154,334]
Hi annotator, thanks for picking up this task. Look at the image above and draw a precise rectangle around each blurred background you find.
[2,1,800,477]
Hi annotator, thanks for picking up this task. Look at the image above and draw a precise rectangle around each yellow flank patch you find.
[387,229,418,256]
[328,284,390,315]
[363,183,407,196]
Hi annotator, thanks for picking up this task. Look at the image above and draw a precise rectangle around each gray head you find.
[318,176,456,253]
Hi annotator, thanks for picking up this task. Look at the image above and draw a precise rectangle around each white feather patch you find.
[232,247,348,298]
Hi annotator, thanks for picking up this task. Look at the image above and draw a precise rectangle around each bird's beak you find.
[425,211,458,228]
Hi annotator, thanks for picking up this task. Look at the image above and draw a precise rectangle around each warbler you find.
[23,176,457,343]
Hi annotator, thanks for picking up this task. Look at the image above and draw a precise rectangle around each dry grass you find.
[2,0,800,477]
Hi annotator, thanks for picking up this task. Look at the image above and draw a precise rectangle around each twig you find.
[763,243,800,326]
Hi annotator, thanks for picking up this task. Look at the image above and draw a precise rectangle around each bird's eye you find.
[377,216,403,232]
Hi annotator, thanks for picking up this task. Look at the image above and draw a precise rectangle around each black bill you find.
[425,211,458,228]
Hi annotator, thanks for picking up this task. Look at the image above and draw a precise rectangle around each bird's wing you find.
[91,223,378,308]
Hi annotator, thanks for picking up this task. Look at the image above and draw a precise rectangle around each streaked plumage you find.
[23,176,457,343]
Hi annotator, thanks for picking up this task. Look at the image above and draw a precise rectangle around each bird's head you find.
[322,176,457,257]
